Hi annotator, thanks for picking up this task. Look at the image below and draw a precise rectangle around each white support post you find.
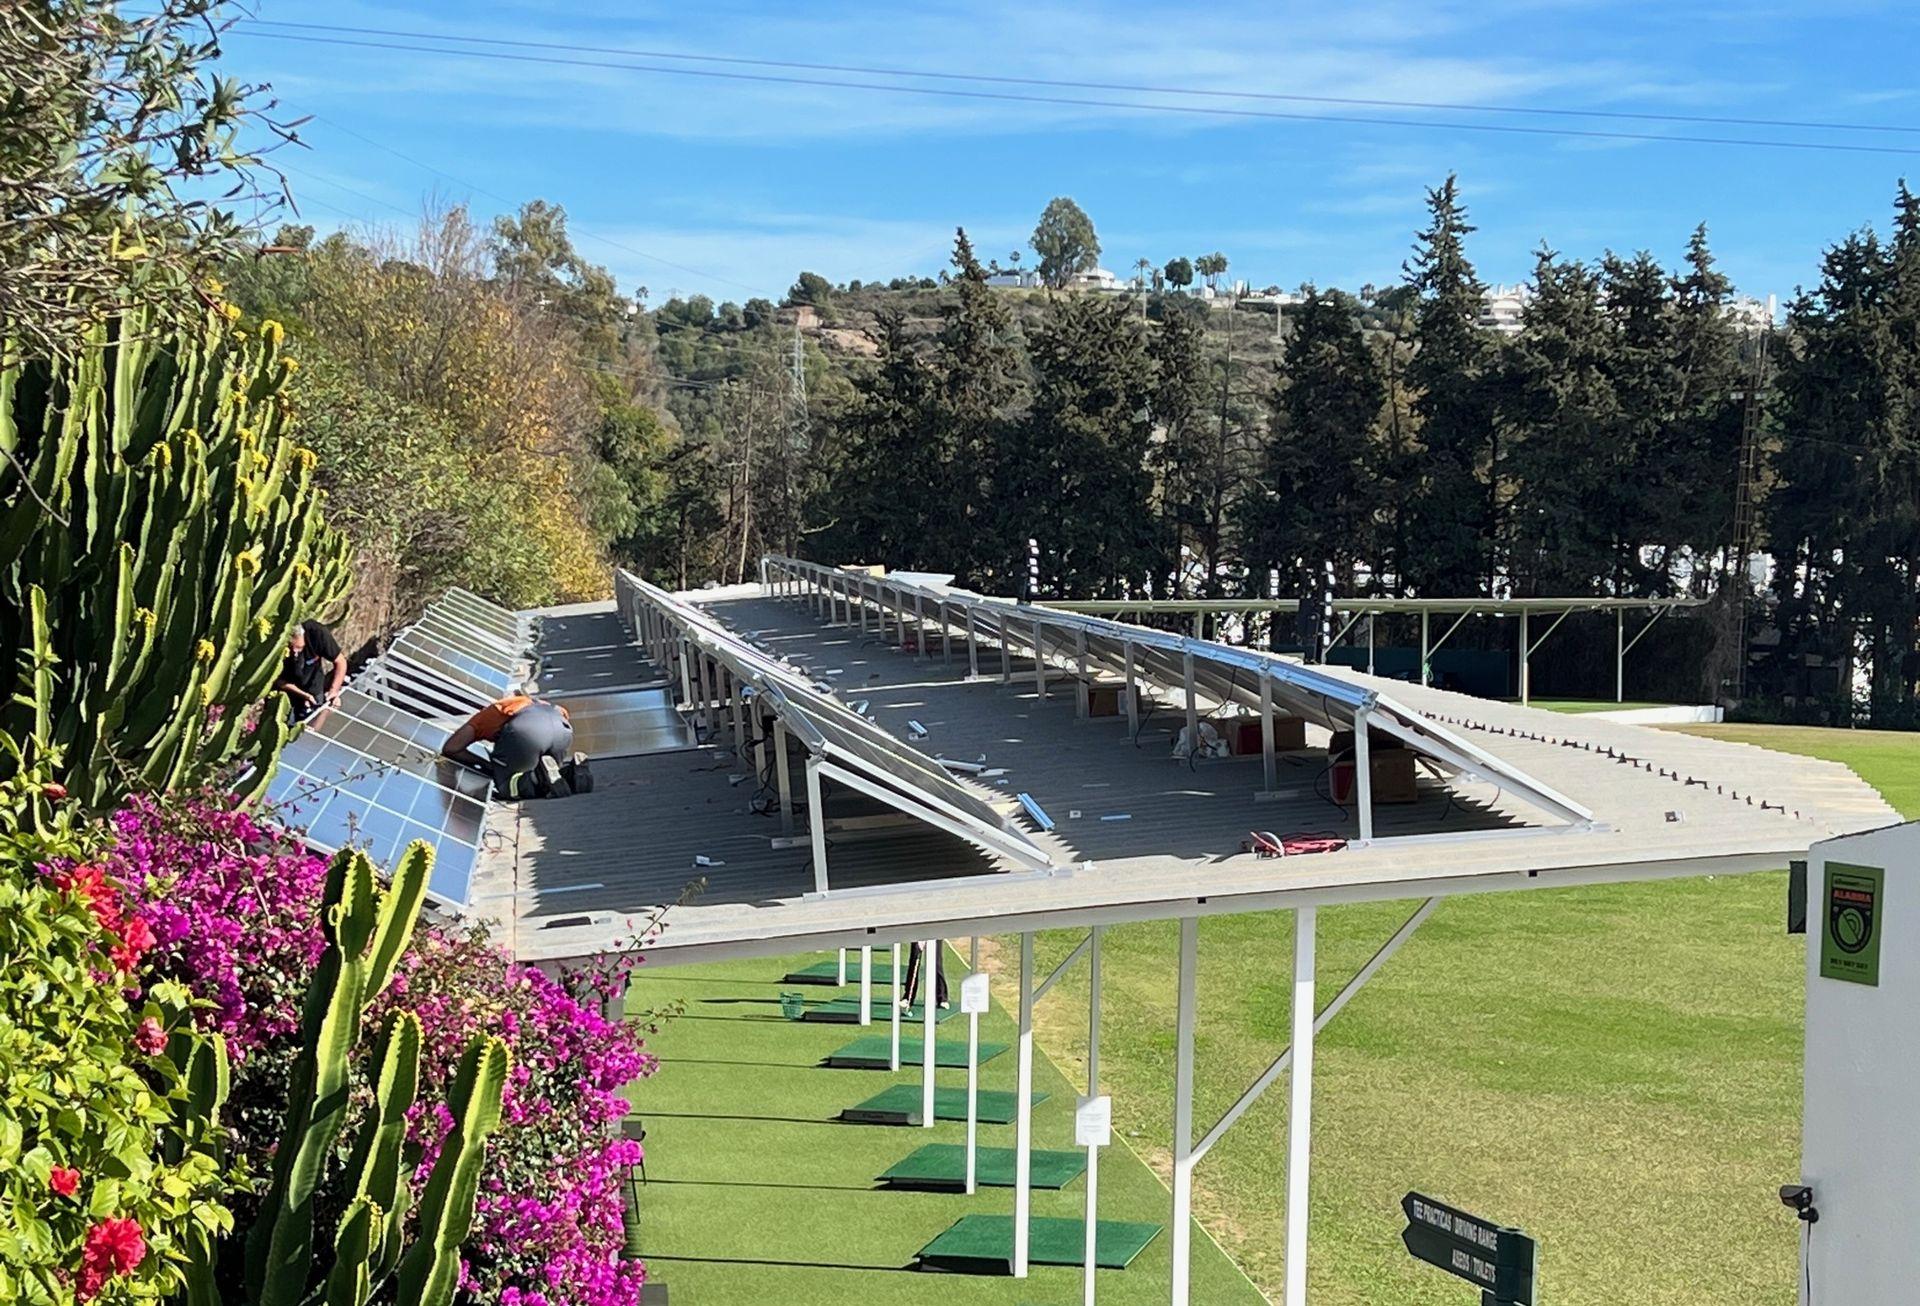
[921,939,938,1128]
[1075,630,1090,718]
[1084,1138,1100,1306]
[966,996,980,1193]
[1000,613,1012,682]
[1182,650,1200,754]
[805,758,829,895]
[1170,917,1198,1306]
[729,670,746,755]
[966,607,980,679]
[890,942,902,1071]
[941,602,954,668]
[838,948,847,985]
[1086,923,1105,1306]
[773,724,795,838]
[1367,612,1376,676]
[860,944,873,1027]
[1014,931,1035,1278]
[1283,907,1318,1306]
[1616,607,1626,702]
[1259,667,1277,794]
[1353,707,1375,843]
[914,593,927,659]
[1519,608,1531,705]
[1033,616,1048,700]
[1420,609,1431,686]
[1124,641,1139,741]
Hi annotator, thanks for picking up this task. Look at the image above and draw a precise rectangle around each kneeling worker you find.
[440,694,574,799]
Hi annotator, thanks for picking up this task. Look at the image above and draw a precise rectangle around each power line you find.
[226,22,1920,157]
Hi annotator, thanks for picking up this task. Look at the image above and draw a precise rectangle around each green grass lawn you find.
[1000,722,1918,1306]
[626,949,1266,1305]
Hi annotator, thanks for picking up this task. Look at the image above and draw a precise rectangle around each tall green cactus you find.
[0,300,353,805]
[233,840,509,1306]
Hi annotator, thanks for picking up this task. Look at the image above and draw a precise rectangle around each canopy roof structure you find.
[462,559,1893,968]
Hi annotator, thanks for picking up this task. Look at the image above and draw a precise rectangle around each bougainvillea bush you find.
[0,776,239,1306]
[104,794,656,1306]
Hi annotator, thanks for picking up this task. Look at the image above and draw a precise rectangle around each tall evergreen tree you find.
[1239,289,1385,602]
[1401,175,1499,594]
[824,308,938,566]
[1001,295,1155,595]
[1664,226,1746,582]
[932,228,1023,582]
[1502,247,1619,592]
[1150,303,1244,595]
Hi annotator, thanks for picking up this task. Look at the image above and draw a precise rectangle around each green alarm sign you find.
[1820,862,1884,987]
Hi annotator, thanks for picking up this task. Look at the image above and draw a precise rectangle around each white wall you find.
[1802,820,1920,1305]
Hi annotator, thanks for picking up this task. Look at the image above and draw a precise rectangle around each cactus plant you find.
[228,839,509,1306]
[0,300,352,806]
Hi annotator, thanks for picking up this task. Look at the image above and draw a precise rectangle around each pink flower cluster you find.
[106,794,655,1306]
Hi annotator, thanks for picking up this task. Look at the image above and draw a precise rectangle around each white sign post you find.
[889,942,902,1071]
[859,944,872,1026]
[960,970,990,1193]
[921,939,938,1129]
[837,946,846,985]
[1076,1094,1112,1306]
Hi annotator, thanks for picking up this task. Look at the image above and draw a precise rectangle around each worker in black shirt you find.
[277,619,345,721]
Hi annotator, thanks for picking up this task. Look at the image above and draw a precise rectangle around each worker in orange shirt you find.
[441,694,574,798]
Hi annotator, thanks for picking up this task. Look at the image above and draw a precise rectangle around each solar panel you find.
[265,686,491,905]
[389,629,521,699]
[441,587,527,642]
[772,558,1594,828]
[360,653,496,717]
[416,607,524,662]
[617,569,1052,869]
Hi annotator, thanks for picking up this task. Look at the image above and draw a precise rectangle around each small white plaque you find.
[960,971,990,1015]
[1075,1095,1112,1148]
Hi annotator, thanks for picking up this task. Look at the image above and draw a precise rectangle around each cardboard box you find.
[1226,715,1307,754]
[1087,684,1133,717]
[1329,748,1419,805]
[1326,727,1404,758]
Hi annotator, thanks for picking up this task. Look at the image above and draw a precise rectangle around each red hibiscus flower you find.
[133,1018,168,1056]
[76,1218,145,1300]
[49,1166,80,1197]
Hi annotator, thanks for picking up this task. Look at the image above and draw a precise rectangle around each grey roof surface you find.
[470,583,1899,966]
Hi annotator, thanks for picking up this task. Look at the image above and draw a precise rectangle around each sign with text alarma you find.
[1820,862,1885,987]
[1400,1193,1536,1304]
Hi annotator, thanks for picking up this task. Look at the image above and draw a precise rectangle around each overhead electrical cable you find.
[228,20,1920,156]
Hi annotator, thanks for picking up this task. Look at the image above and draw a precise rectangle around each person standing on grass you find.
[900,940,949,1009]
[276,619,346,722]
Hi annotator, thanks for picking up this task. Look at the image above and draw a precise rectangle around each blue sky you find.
[226,0,1920,306]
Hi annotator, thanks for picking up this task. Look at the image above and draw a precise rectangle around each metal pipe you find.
[1015,932,1035,1277]
[1170,917,1198,1306]
[1283,907,1318,1306]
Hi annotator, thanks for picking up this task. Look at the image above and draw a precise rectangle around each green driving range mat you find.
[880,1143,1086,1190]
[824,1036,1006,1069]
[782,958,900,985]
[841,1083,1047,1126]
[916,1214,1163,1273]
[799,997,957,1024]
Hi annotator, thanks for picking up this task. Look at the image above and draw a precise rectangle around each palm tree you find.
[1134,257,1154,317]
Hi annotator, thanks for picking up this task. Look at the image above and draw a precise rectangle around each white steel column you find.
[772,724,795,838]
[890,942,902,1070]
[921,939,937,1128]
[1367,612,1376,676]
[1182,650,1200,754]
[1170,916,1198,1306]
[805,758,829,894]
[965,607,980,678]
[1616,607,1626,702]
[1419,609,1431,687]
[1353,707,1375,843]
[1283,907,1318,1306]
[837,948,847,985]
[1259,667,1277,794]
[1084,925,1103,1306]
[1033,616,1048,700]
[1519,608,1531,704]
[860,944,873,1027]
[1124,641,1139,740]
[1075,630,1090,718]
[914,594,927,659]
[1014,931,1035,1277]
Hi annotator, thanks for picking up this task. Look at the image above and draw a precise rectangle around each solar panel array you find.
[767,557,1593,827]
[263,587,538,907]
[615,568,1053,869]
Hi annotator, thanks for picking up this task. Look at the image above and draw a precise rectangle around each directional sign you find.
[1400,1192,1536,1305]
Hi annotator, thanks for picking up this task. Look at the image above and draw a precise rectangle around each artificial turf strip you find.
[782,959,901,985]
[841,1083,1047,1126]
[879,1143,1086,1190]
[800,997,959,1024]
[824,1036,1007,1069]
[916,1214,1163,1274]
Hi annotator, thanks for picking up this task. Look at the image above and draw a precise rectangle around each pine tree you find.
[1239,289,1385,602]
[1005,295,1156,595]
[825,308,938,566]
[933,228,1022,582]
[1149,303,1243,595]
[1501,247,1619,593]
[1401,175,1499,594]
